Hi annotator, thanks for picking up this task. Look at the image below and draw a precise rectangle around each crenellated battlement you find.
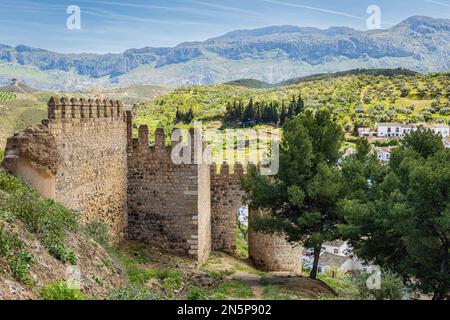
[3,96,299,269]
[210,162,245,176]
[131,125,207,159]
[47,96,126,121]
[134,125,169,149]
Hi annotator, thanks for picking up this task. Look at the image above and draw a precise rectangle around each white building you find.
[322,240,350,257]
[376,123,449,139]
[374,147,392,163]
[444,138,450,149]
[358,127,373,137]
[377,123,407,138]
[432,124,450,138]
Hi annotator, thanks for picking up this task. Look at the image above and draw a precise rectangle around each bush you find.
[355,269,405,300]
[0,173,24,194]
[10,256,33,284]
[373,139,399,147]
[0,172,78,264]
[0,226,35,285]
[48,244,77,265]
[85,220,110,248]
[40,281,86,300]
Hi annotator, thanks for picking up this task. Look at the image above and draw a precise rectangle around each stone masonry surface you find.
[210,163,245,255]
[2,96,302,268]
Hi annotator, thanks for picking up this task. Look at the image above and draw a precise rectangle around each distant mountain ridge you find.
[0,16,449,90]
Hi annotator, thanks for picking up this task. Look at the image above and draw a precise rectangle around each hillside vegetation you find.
[0,170,124,299]
[0,83,171,147]
[0,167,340,300]
[134,72,450,138]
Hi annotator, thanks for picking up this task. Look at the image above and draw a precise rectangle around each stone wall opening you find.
[236,205,249,259]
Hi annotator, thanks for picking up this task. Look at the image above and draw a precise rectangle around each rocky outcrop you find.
[2,124,60,176]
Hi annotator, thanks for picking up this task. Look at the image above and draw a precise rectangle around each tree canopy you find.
[339,129,450,300]
[241,109,344,279]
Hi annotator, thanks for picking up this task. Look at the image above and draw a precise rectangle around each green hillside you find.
[0,91,16,103]
[0,84,171,147]
[134,72,450,137]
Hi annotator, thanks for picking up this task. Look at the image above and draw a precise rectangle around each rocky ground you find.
[0,221,124,300]
[112,241,336,300]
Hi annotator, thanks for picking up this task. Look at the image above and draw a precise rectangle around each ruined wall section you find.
[3,97,129,242]
[210,163,245,255]
[248,208,302,273]
[127,126,211,263]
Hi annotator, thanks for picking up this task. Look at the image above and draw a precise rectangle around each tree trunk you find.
[433,244,448,301]
[310,247,321,280]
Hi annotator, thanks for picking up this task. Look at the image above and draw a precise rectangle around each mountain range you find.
[0,16,449,91]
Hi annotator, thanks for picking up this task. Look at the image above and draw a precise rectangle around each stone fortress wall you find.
[2,97,301,268]
[127,125,211,262]
[210,163,245,255]
[3,97,128,242]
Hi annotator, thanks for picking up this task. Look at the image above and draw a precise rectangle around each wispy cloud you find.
[79,7,216,27]
[187,0,263,16]
[260,0,396,26]
[423,0,450,8]
[80,0,231,19]
[260,0,366,21]
[0,0,66,14]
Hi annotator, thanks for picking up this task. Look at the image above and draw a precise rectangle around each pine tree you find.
[296,95,304,114]
[242,109,345,279]
[279,103,287,126]
[244,98,254,121]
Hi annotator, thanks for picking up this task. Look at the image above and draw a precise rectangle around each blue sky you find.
[0,0,449,53]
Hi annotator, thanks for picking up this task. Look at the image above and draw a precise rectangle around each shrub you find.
[0,173,24,194]
[10,256,33,284]
[0,226,35,285]
[40,281,86,300]
[84,220,110,248]
[48,244,77,265]
[355,269,406,300]
[0,172,78,264]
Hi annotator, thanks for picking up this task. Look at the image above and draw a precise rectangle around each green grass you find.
[134,73,450,143]
[233,263,267,277]
[147,268,183,295]
[84,220,111,248]
[259,277,296,300]
[0,225,36,285]
[236,224,249,259]
[0,172,78,265]
[212,280,255,299]
[0,91,16,103]
[262,285,298,300]
[186,286,210,300]
[109,245,183,299]
[204,269,236,278]
[40,280,86,300]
